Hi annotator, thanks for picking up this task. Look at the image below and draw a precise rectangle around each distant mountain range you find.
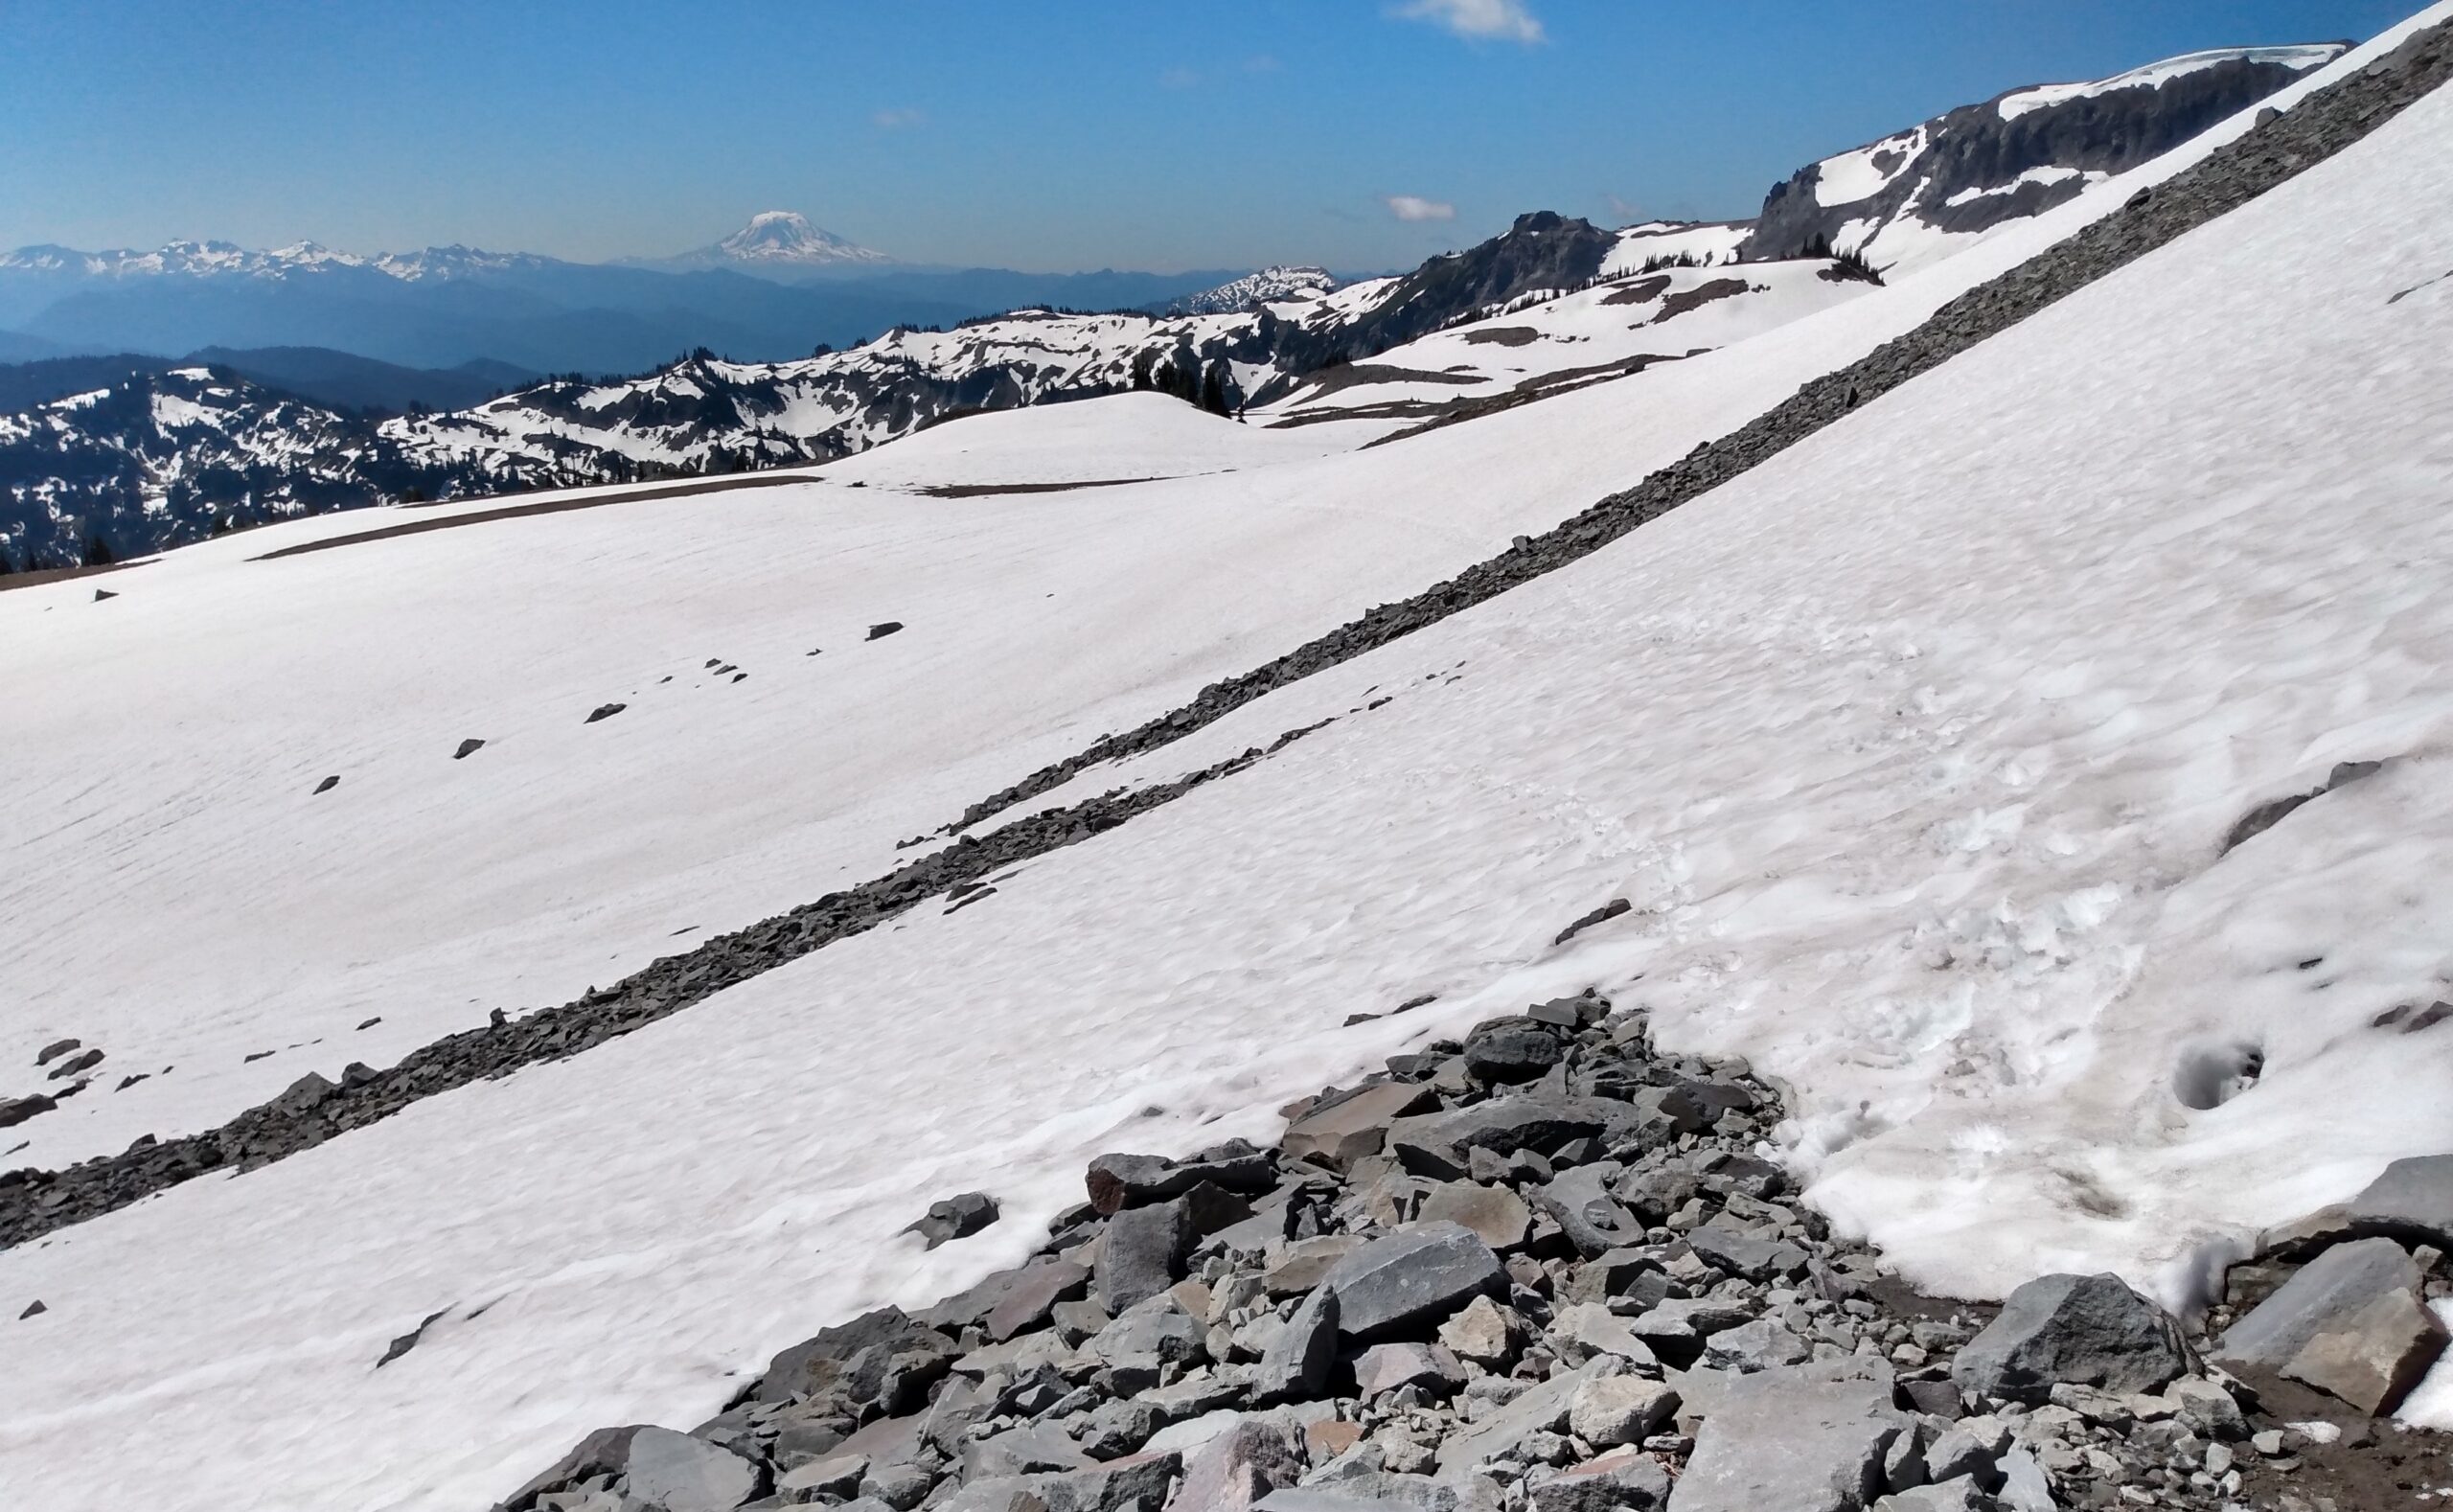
[0,213,1250,377]
[0,43,2344,574]
[620,210,894,277]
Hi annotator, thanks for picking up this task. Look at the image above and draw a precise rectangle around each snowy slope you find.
[1162,265,1340,315]
[3,19,2449,1512]
[1255,257,1874,430]
[1746,41,2345,275]
[817,391,1360,490]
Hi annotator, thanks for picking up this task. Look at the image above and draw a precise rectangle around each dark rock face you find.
[585,702,627,723]
[1096,1201,1191,1313]
[1951,1272,2189,1401]
[453,738,486,760]
[867,622,906,641]
[1086,1141,1277,1215]
[1741,50,2342,263]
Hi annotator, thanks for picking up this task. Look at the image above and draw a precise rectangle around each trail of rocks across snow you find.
[502,1000,2451,1512]
[7,15,2453,1512]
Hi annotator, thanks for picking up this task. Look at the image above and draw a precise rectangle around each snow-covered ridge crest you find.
[1747,39,2346,274]
[1164,265,1340,315]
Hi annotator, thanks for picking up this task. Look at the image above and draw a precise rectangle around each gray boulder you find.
[1087,1140,1276,1215]
[1253,1287,1340,1403]
[622,1426,762,1512]
[1436,1361,1606,1477]
[2215,1235,2448,1413]
[1686,1225,1809,1283]
[2346,1155,2453,1248]
[904,1191,999,1249]
[1265,1236,1365,1296]
[1098,1201,1191,1313]
[1949,1273,2186,1403]
[1461,1019,1564,1082]
[928,1256,1091,1341]
[1259,1473,1460,1512]
[501,1425,648,1510]
[1417,1180,1532,1249]
[1568,1376,1680,1447]
[756,1307,928,1404]
[1668,1362,1909,1512]
[1536,1166,1641,1258]
[1527,1449,1672,1512]
[1387,1097,1614,1179]
[1284,1083,1440,1171]
[1354,1341,1463,1397]
[1320,1222,1506,1340]
[1172,1415,1306,1512]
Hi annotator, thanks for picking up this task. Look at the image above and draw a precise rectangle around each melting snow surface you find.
[1,15,2449,1511]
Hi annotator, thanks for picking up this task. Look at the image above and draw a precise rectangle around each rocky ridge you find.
[495,997,2453,1512]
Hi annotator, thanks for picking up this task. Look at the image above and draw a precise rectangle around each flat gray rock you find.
[1434,1361,1604,1477]
[1418,1180,1532,1249]
[1354,1340,1464,1397]
[1949,1273,2186,1403]
[1260,1473,1460,1512]
[1667,1362,1908,1512]
[2348,1154,2453,1248]
[2216,1236,2448,1413]
[1284,1083,1440,1171]
[1527,1448,1672,1512]
[622,1426,761,1512]
[1686,1225,1809,1283]
[1535,1165,1640,1259]
[1321,1221,1506,1341]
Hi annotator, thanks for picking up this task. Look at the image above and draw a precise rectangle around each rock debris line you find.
[4,25,2451,1254]
[0,736,1318,1249]
[943,21,2453,838]
[496,997,2451,1512]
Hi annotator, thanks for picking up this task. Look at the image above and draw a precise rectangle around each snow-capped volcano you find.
[635,211,893,277]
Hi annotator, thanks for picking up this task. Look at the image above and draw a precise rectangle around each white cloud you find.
[1392,0,1545,44]
[1385,195,1457,222]
[870,107,926,129]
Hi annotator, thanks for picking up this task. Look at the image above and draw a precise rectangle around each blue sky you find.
[0,0,2418,273]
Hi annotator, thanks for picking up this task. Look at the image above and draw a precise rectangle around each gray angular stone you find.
[1872,1478,1990,1512]
[964,1424,1096,1480]
[1284,1083,1440,1171]
[623,1425,762,1512]
[1686,1225,1809,1283]
[1667,1362,1908,1512]
[1254,1286,1340,1403]
[270,1070,336,1116]
[1265,1235,1365,1296]
[1087,1140,1276,1215]
[1568,1377,1680,1448]
[757,1306,930,1404]
[1386,1097,1616,1179]
[503,1424,649,1511]
[1527,1448,1672,1512]
[1354,1341,1463,1397]
[1172,1414,1306,1512]
[1535,1166,1641,1259]
[1417,1180,1532,1249]
[1099,1201,1191,1313]
[1461,1019,1564,1082]
[1949,1273,2186,1404]
[1437,1294,1525,1366]
[2217,1236,2447,1413]
[904,1191,999,1249]
[1993,1450,2053,1512]
[776,1451,869,1501]
[1548,1302,1662,1367]
[1259,1473,1460,1512]
[1436,1361,1606,1477]
[927,1251,1093,1335]
[1090,1297,1207,1383]
[1703,1317,1811,1373]
[1321,1222,1506,1340]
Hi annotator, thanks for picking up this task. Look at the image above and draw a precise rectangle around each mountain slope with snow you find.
[2,17,2450,1510]
[1744,41,2346,273]
[630,210,894,276]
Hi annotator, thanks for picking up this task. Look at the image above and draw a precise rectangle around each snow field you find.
[4,16,2451,1508]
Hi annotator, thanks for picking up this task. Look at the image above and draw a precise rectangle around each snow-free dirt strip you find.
[5,15,2453,1511]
